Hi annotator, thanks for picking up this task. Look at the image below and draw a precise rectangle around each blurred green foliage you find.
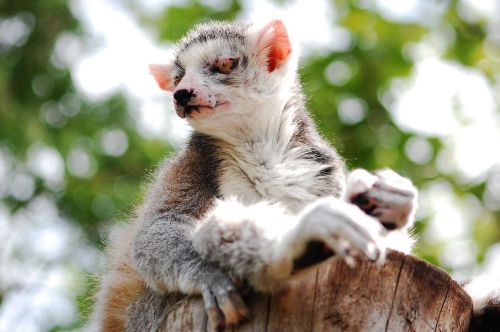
[155,0,242,41]
[0,0,171,244]
[1,0,499,330]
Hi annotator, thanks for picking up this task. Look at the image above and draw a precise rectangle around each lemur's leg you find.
[192,197,386,298]
[346,168,417,231]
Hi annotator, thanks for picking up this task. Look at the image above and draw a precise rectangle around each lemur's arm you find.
[134,215,250,327]
[191,169,418,295]
[131,135,250,329]
[131,137,400,331]
[131,164,417,331]
[185,171,416,330]
[192,197,387,293]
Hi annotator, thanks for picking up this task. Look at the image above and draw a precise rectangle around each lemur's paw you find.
[201,268,249,331]
[347,168,417,230]
[299,199,387,266]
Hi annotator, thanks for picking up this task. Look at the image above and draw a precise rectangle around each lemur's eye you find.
[173,75,183,86]
[213,56,239,74]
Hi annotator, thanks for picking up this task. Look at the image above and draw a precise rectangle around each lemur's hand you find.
[199,263,249,332]
[295,198,387,266]
[347,169,417,230]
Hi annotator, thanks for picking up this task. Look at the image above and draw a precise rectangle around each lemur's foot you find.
[298,199,387,266]
[347,168,417,230]
[200,266,249,331]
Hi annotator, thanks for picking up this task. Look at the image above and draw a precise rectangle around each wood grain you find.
[159,250,472,332]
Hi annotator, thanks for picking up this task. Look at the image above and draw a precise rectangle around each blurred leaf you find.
[156,0,241,41]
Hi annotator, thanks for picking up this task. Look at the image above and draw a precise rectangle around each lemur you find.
[91,20,499,331]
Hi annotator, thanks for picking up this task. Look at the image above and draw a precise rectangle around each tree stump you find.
[159,250,472,331]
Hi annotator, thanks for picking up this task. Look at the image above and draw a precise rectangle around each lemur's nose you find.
[174,89,196,106]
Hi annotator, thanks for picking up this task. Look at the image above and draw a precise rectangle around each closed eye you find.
[173,69,185,86]
[212,56,239,74]
[173,75,183,86]
[173,61,185,86]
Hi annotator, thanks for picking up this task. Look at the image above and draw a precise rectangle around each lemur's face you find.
[171,40,250,120]
[150,20,295,133]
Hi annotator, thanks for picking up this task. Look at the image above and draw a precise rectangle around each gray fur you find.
[126,290,183,332]
[176,21,250,56]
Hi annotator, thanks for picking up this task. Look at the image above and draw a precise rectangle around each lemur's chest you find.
[218,142,334,213]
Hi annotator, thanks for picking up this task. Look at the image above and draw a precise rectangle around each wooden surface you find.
[159,250,472,331]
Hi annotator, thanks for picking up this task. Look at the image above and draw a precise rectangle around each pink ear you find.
[256,20,292,72]
[149,64,174,91]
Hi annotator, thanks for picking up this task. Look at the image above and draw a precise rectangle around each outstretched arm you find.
[192,196,387,293]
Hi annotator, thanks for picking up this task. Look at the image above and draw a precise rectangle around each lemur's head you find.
[150,20,297,135]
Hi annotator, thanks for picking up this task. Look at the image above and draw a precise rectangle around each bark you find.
[159,250,472,331]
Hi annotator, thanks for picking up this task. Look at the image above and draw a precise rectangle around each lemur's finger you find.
[348,168,416,202]
[228,291,250,319]
[372,181,416,200]
[372,207,410,230]
[346,168,378,197]
[374,168,413,184]
[367,189,414,208]
[322,229,383,265]
[299,199,387,267]
[209,276,248,326]
[322,237,357,267]
[325,206,385,239]
[373,170,417,197]
[217,291,249,325]
[366,241,385,265]
[321,213,384,263]
[207,309,224,332]
[202,289,225,332]
[323,236,349,258]
[337,214,386,263]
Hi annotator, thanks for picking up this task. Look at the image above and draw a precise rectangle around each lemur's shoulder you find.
[141,132,222,221]
[290,93,347,194]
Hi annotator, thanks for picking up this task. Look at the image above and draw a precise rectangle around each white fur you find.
[175,30,330,212]
[192,198,296,290]
[283,197,386,263]
[177,22,412,283]
[382,230,415,253]
[216,121,332,212]
[169,19,414,296]
[345,168,378,199]
[464,274,500,314]
[192,196,387,292]
[181,24,298,140]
